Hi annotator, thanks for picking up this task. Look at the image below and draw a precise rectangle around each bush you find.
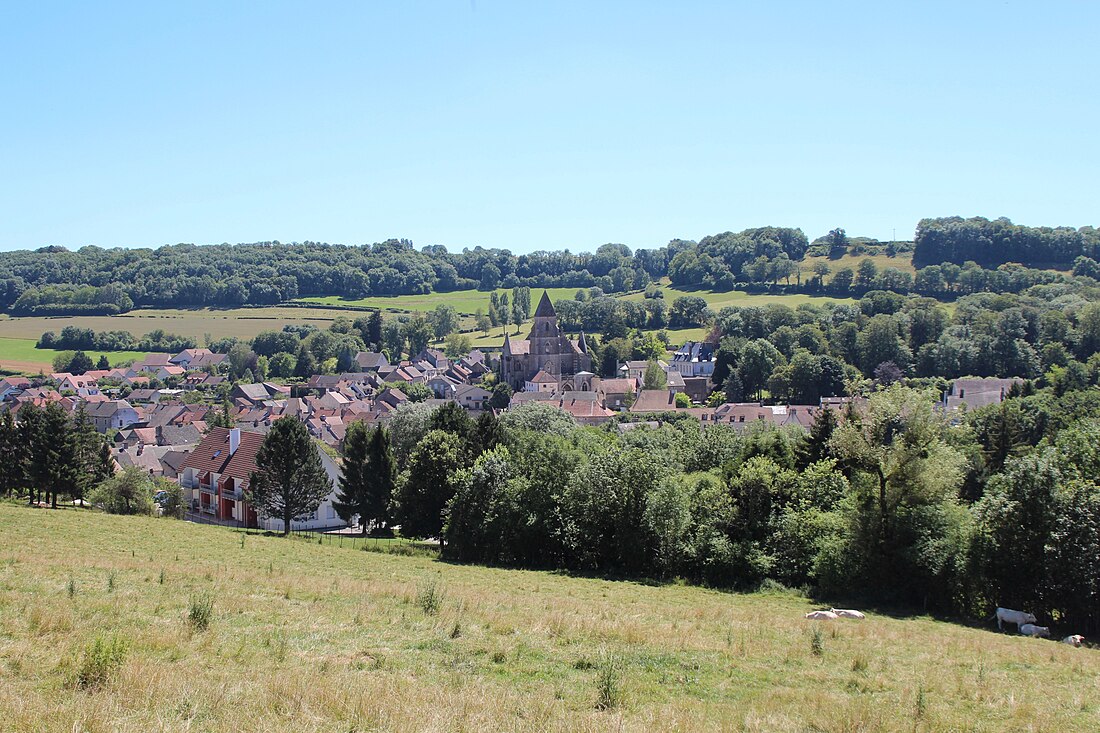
[76,636,128,689]
[89,467,154,516]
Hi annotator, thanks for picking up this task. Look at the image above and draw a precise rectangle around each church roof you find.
[529,369,557,384]
[533,290,556,318]
[506,338,530,355]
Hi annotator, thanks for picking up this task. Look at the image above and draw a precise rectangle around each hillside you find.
[0,503,1095,732]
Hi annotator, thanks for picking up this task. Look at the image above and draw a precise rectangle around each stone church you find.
[501,291,592,391]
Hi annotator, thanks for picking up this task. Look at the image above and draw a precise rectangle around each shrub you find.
[90,467,154,516]
[76,636,128,689]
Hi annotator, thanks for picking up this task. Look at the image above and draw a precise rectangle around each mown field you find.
[0,336,150,374]
[800,252,917,283]
[0,503,1096,732]
[298,287,584,316]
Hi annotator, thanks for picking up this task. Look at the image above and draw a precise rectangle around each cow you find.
[994,607,1036,631]
[1019,624,1051,638]
[805,610,839,620]
[831,608,866,619]
[1062,635,1085,647]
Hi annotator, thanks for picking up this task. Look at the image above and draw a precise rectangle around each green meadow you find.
[0,502,1096,732]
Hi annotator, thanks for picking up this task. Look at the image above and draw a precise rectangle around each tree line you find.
[328,378,1100,635]
[4,217,1095,315]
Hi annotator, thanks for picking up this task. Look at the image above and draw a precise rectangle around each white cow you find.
[1062,635,1085,647]
[805,610,839,620]
[1019,623,1051,638]
[831,608,866,619]
[995,607,1037,631]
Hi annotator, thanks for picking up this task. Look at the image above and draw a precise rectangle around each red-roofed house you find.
[179,426,344,531]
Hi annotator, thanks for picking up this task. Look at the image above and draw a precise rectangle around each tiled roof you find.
[180,427,264,481]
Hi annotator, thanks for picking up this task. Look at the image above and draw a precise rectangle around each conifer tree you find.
[0,410,25,499]
[249,418,332,536]
[797,406,838,470]
[333,423,395,535]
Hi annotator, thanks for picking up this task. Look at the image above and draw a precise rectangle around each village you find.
[0,292,1017,534]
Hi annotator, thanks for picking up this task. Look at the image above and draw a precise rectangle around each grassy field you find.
[298,287,584,316]
[800,252,917,283]
[0,307,364,343]
[0,337,150,374]
[622,285,856,311]
[1,503,1096,732]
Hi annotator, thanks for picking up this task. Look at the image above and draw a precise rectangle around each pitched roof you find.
[180,427,264,481]
[529,370,557,384]
[533,290,556,318]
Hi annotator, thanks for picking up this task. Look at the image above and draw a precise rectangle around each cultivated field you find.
[1,503,1096,732]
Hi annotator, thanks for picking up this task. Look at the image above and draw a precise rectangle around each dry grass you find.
[0,502,1097,732]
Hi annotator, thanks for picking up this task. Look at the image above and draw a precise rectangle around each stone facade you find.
[501,291,592,391]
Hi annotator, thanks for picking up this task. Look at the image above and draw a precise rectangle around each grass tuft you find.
[594,651,624,711]
[416,575,444,616]
[810,625,825,657]
[66,576,75,599]
[188,592,214,632]
[75,635,128,690]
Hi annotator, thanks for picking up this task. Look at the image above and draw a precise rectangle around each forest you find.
[2,217,1098,315]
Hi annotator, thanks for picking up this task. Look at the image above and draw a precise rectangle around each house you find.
[231,383,275,405]
[85,399,141,433]
[0,377,31,400]
[620,360,666,382]
[595,377,638,411]
[671,341,716,378]
[179,426,344,531]
[128,353,172,374]
[944,378,1022,411]
[524,369,558,393]
[154,365,186,382]
[353,351,389,372]
[53,373,105,396]
[454,384,491,411]
[180,427,265,525]
[170,348,228,370]
[553,392,614,425]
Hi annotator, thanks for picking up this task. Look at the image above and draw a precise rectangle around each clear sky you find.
[1,1,1096,254]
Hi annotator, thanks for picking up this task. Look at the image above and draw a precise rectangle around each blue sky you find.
[1,2,1096,253]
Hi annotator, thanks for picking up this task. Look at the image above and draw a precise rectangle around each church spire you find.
[577,330,588,354]
[533,290,556,318]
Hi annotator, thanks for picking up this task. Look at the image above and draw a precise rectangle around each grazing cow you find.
[1019,624,1051,638]
[831,608,866,619]
[995,607,1036,631]
[805,610,839,620]
[1062,635,1085,647]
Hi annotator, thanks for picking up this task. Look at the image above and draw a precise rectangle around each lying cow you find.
[805,610,838,620]
[831,608,865,619]
[1062,635,1085,647]
[994,607,1036,631]
[1019,623,1051,638]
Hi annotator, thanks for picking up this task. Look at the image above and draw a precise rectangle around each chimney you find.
[229,428,241,456]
